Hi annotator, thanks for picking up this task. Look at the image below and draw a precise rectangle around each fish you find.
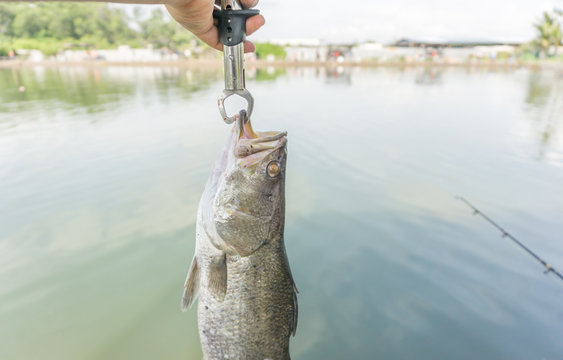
[181,110,298,360]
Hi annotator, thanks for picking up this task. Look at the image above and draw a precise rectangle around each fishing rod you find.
[456,196,563,282]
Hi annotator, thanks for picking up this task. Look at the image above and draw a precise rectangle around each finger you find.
[243,40,255,53]
[196,25,223,51]
[198,26,258,53]
[246,14,265,36]
[240,0,259,9]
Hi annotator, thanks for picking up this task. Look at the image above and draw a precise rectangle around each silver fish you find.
[181,111,298,360]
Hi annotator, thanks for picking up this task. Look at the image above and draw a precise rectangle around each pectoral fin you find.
[208,253,228,302]
[181,256,200,312]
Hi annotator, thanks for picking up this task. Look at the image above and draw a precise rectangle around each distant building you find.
[54,46,181,62]
[350,38,522,63]
[393,37,521,48]
[284,46,325,62]
[351,42,384,61]
[276,37,524,63]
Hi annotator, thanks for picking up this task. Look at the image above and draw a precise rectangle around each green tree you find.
[10,5,50,38]
[96,5,136,45]
[0,3,199,55]
[0,3,24,36]
[5,3,135,44]
[140,9,175,49]
[255,42,286,60]
[534,9,562,58]
[138,8,198,50]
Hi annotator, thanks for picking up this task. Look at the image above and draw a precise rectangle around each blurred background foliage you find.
[255,42,286,60]
[531,9,563,58]
[0,3,286,59]
[1,3,145,55]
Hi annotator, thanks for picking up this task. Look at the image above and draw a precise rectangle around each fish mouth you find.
[234,111,287,159]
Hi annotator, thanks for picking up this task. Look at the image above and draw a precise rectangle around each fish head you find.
[212,112,287,256]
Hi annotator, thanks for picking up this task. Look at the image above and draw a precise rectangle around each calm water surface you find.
[1,65,562,360]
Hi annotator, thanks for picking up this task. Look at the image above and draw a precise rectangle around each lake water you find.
[1,65,562,360]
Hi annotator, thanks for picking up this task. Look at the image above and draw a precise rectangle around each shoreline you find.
[0,59,562,70]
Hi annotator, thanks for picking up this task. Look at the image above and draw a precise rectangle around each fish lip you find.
[233,111,287,158]
[234,131,287,158]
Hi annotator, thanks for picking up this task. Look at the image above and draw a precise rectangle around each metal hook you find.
[217,89,254,124]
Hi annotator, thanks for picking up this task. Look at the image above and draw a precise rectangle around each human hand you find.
[165,0,265,53]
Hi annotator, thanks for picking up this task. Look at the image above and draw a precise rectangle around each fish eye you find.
[266,161,281,178]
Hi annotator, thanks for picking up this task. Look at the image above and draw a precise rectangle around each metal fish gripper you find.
[213,0,259,124]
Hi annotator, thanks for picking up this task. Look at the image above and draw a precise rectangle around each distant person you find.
[20,0,265,53]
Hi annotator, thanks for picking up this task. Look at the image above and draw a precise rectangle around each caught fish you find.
[181,111,298,360]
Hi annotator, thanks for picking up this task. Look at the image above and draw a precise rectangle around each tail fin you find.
[181,256,200,312]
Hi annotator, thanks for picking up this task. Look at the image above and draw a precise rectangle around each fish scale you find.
[194,218,294,359]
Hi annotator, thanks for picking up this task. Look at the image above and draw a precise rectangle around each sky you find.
[247,0,563,43]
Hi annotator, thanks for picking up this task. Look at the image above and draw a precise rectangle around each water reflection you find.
[325,66,352,85]
[248,66,287,82]
[0,67,221,117]
[415,67,444,85]
[0,67,134,114]
[524,70,563,162]
[1,65,562,360]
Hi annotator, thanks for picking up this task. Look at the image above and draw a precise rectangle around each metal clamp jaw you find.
[217,89,254,124]
[214,0,259,124]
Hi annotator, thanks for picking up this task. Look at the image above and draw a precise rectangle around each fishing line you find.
[456,196,563,282]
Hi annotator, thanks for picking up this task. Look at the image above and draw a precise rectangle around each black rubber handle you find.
[213,9,260,46]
